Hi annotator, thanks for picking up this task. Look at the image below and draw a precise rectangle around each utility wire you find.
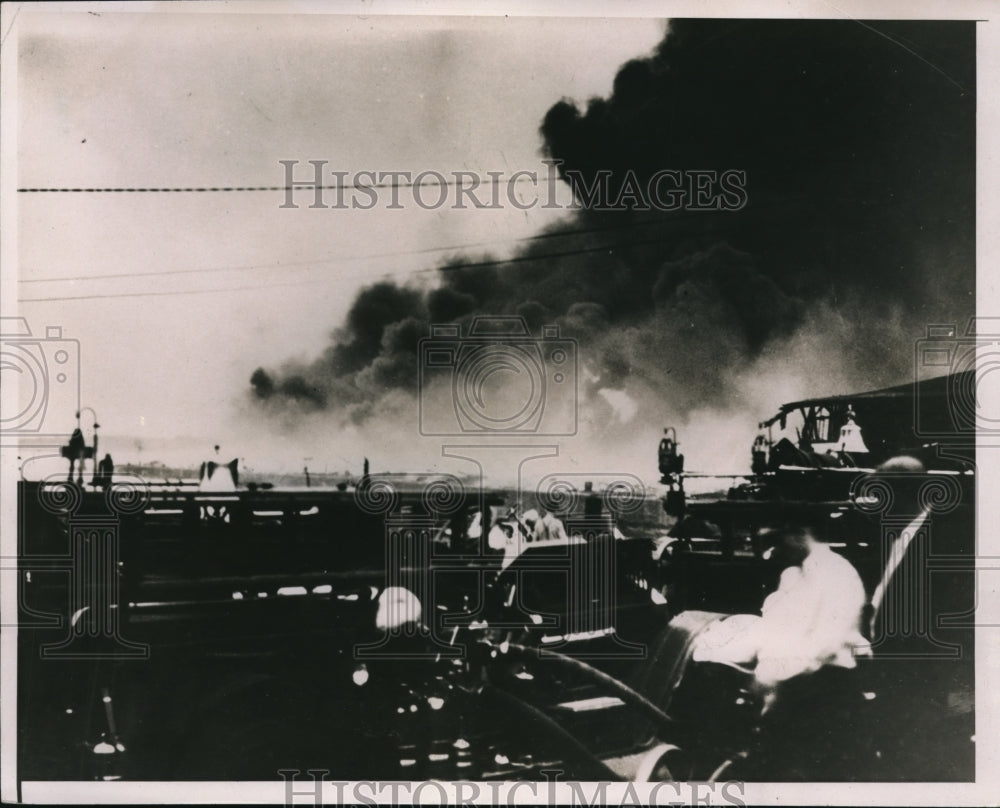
[18,230,688,303]
[21,193,789,286]
[19,214,674,285]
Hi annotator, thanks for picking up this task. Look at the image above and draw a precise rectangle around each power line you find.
[19,183,817,290]
[21,241,502,285]
[18,231,684,303]
[18,194,816,302]
[18,277,336,303]
[19,215,676,285]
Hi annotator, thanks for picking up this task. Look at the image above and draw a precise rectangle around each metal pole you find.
[76,409,84,486]
[91,426,99,486]
[76,407,100,487]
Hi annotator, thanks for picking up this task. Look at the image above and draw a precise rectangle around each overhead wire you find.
[17,230,683,303]
[19,214,674,286]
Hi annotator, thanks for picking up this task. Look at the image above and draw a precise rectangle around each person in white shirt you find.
[693,525,870,691]
[690,524,871,778]
[754,527,870,688]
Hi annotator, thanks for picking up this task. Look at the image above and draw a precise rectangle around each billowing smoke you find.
[250,19,974,478]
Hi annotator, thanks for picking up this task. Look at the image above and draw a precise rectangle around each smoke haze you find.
[249,19,974,481]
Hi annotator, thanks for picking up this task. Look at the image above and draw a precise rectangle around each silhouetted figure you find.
[751,434,769,475]
[97,453,114,489]
[304,465,311,488]
[67,428,86,484]
[583,481,602,517]
[579,481,615,541]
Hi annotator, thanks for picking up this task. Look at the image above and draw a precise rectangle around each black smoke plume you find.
[250,19,974,470]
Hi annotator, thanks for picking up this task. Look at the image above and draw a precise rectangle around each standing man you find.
[97,453,114,489]
[67,427,86,484]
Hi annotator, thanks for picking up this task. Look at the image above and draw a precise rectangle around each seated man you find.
[693,524,870,694]
[690,524,871,778]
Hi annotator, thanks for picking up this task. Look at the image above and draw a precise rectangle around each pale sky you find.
[11,4,998,484]
[14,8,666,471]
